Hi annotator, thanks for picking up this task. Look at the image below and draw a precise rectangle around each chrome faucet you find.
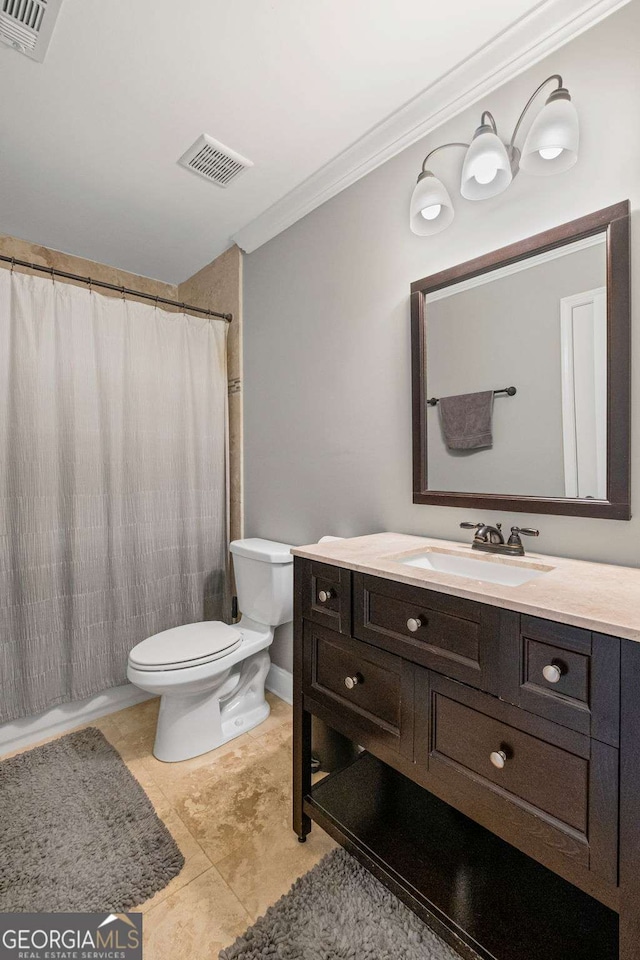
[460,521,539,557]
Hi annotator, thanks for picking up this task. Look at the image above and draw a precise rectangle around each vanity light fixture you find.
[409,75,579,235]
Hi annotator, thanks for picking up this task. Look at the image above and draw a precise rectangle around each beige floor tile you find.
[247,692,292,739]
[104,718,158,763]
[91,715,127,748]
[110,696,160,736]
[146,732,257,782]
[141,733,264,807]
[143,867,251,960]
[216,816,337,921]
[245,719,292,767]
[251,727,293,788]
[137,808,213,914]
[176,760,291,865]
[142,721,292,809]
[169,725,294,865]
[124,754,217,914]
[126,758,174,818]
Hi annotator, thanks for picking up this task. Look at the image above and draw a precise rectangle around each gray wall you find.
[244,4,640,673]
[426,241,606,496]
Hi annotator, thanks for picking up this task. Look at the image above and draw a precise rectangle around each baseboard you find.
[266,663,293,705]
[0,684,154,757]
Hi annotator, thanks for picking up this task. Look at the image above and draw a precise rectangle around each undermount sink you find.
[396,548,554,587]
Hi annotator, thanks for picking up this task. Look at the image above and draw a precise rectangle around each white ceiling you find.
[0,0,627,283]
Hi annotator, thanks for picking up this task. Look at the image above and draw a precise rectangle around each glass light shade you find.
[460,130,512,200]
[409,173,454,235]
[520,95,579,176]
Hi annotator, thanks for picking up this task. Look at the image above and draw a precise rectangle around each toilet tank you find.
[230,538,294,627]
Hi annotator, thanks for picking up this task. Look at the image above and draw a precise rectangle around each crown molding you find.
[233,0,630,254]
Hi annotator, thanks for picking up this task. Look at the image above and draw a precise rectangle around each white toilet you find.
[127,538,294,762]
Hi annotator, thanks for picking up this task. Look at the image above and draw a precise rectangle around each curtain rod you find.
[0,255,233,322]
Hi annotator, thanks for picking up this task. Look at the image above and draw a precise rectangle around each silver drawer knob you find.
[542,663,563,684]
[344,675,360,690]
[406,616,424,632]
[318,589,334,603]
[490,750,508,770]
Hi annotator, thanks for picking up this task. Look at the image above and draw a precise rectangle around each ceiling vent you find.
[178,135,253,188]
[0,0,63,61]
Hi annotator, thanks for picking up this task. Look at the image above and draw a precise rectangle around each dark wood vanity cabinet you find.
[294,557,640,960]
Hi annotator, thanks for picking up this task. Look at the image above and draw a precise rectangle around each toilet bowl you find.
[127,538,293,762]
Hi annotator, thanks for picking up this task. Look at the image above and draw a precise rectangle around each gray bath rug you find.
[0,727,184,912]
[220,847,465,960]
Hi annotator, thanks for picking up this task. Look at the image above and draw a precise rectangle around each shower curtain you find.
[0,269,229,724]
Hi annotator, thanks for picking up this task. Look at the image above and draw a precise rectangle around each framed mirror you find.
[410,202,630,519]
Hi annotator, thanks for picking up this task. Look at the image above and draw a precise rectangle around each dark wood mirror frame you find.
[410,201,631,519]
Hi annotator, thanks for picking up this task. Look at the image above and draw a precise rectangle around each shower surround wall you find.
[178,245,244,543]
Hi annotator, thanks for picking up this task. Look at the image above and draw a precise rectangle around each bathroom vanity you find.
[292,533,640,960]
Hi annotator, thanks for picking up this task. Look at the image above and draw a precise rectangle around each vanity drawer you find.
[416,672,619,897]
[303,622,414,760]
[300,558,352,635]
[500,613,621,746]
[353,572,500,693]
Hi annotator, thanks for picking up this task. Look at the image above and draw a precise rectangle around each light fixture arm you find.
[480,111,497,133]
[509,74,564,151]
[420,141,469,176]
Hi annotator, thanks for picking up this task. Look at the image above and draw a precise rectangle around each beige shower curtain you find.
[0,269,229,724]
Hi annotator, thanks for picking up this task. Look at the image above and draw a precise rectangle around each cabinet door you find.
[500,613,620,746]
[415,670,619,905]
[303,622,414,761]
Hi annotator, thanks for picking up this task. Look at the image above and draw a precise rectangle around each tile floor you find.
[2,693,336,959]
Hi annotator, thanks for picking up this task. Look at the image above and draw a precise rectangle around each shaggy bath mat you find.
[220,847,466,960]
[0,727,184,912]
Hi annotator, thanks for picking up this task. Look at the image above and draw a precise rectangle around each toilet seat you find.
[129,621,242,671]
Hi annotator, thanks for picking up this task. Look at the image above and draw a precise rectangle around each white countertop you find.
[291,533,640,642]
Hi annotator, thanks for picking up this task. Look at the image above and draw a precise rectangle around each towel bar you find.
[427,386,517,407]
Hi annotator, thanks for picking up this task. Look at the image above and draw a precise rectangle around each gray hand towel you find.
[438,390,494,450]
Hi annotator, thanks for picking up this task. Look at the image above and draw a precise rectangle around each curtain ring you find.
[121,285,126,300]
[87,276,92,295]
[154,294,159,310]
[10,257,15,273]
[50,266,55,284]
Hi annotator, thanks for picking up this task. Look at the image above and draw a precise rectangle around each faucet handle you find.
[508,526,539,547]
[460,521,483,530]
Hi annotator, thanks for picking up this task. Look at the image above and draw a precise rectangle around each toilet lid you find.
[129,621,242,671]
